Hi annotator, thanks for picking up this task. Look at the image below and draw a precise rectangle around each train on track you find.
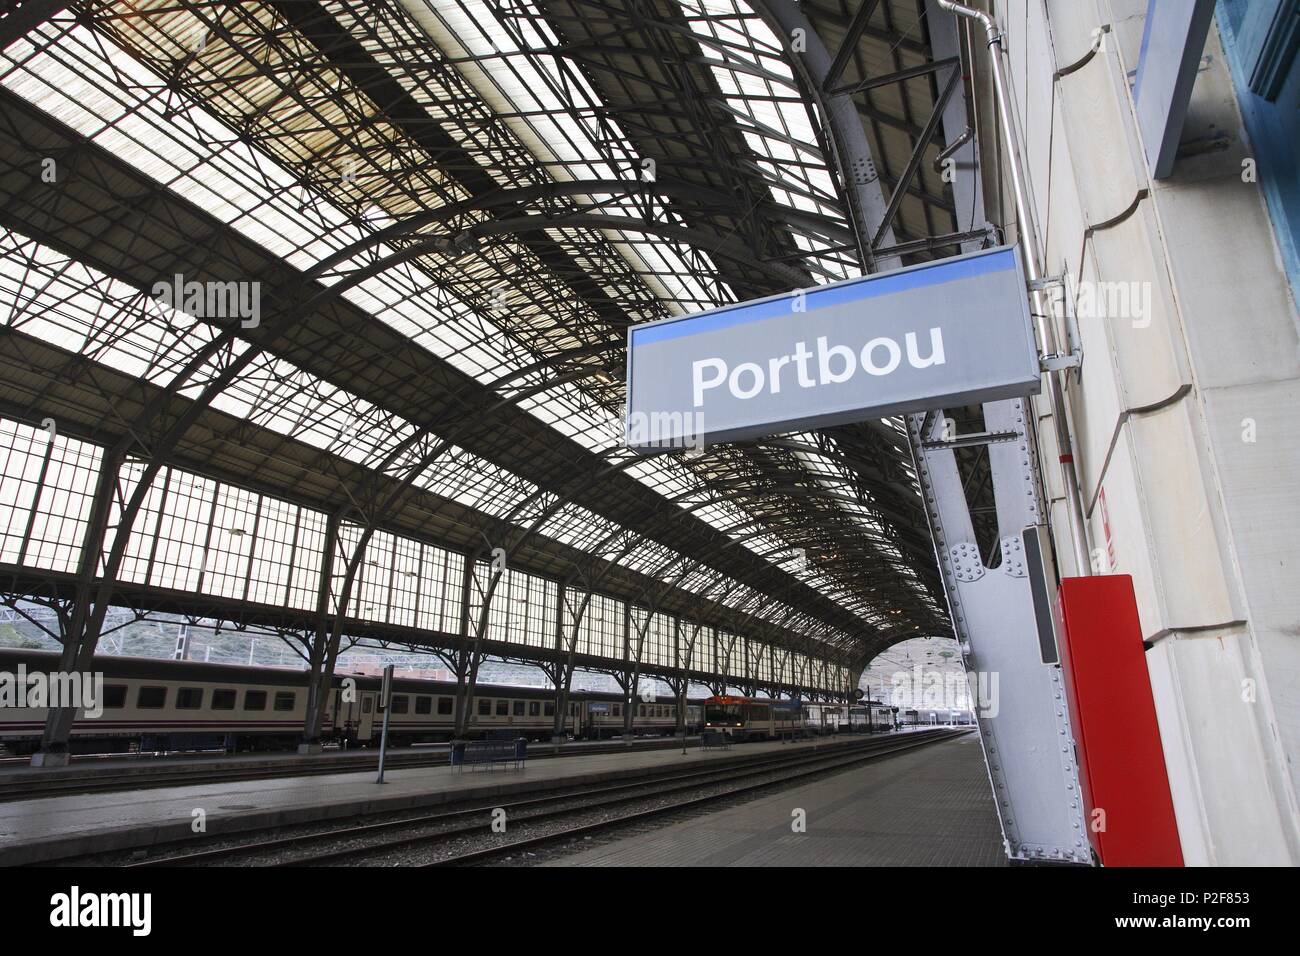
[804,702,898,734]
[901,707,976,727]
[701,695,897,740]
[0,649,703,755]
[703,695,804,741]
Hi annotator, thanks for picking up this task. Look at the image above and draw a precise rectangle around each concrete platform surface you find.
[543,733,1006,866]
[0,733,893,864]
[0,734,702,795]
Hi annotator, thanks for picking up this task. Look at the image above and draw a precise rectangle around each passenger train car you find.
[0,649,702,756]
[703,695,806,741]
[798,702,897,734]
[583,698,702,740]
[852,703,899,732]
[804,702,846,733]
[901,707,975,727]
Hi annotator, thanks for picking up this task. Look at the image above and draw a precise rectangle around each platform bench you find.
[701,730,732,750]
[456,734,526,771]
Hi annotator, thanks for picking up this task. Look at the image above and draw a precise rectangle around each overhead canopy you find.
[0,0,988,686]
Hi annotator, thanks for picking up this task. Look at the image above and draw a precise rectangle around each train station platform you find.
[0,734,699,801]
[0,733,916,865]
[544,732,1005,866]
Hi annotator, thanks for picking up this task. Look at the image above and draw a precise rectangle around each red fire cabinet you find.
[1055,575,1183,866]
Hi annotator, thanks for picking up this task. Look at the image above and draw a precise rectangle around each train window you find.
[438,697,453,715]
[513,700,525,717]
[528,701,540,717]
[613,703,621,717]
[102,685,127,709]
[212,689,237,711]
[390,695,409,714]
[243,690,267,711]
[495,699,509,716]
[415,696,432,715]
[362,696,373,714]
[274,691,296,712]
[477,698,491,716]
[136,686,167,709]
[638,705,646,717]
[544,702,555,717]
[176,687,204,710]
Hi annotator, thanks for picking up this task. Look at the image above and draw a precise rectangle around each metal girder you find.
[755,0,898,271]
[824,0,884,92]
[312,177,856,274]
[871,59,963,248]
[828,55,959,97]
[908,403,1088,863]
[0,0,63,48]
[319,211,815,292]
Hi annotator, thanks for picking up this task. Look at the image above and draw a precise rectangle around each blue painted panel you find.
[1218,0,1300,300]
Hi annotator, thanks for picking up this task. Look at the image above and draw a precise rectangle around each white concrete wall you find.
[968,0,1300,864]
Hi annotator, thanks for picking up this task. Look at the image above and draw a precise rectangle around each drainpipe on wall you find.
[938,0,1093,576]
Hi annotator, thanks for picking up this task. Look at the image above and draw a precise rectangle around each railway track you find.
[430,729,971,868]
[114,729,968,867]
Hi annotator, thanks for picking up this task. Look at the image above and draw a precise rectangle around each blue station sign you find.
[625,245,1040,450]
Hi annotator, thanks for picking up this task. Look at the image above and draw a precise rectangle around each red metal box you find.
[1056,575,1183,866]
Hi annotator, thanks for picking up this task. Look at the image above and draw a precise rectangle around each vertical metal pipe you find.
[938,0,1092,576]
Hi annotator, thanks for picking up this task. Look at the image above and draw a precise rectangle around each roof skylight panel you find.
[681,1,849,279]
[3,22,580,395]
[0,235,220,384]
[201,356,386,464]
[3,32,363,266]
[414,448,540,518]
[11,8,863,639]
[414,1,725,308]
[0,228,513,511]
[536,503,620,553]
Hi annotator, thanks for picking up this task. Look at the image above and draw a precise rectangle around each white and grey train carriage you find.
[0,649,702,755]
